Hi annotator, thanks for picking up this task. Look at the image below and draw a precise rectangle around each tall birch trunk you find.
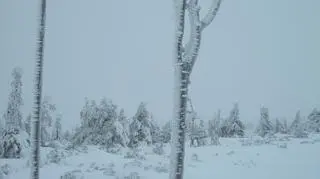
[31,0,46,179]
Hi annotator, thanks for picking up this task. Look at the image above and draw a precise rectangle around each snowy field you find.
[2,134,320,179]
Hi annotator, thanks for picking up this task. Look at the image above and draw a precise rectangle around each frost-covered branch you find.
[183,0,222,76]
[200,0,222,31]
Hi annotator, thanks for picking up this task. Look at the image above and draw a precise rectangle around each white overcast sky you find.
[1,0,319,130]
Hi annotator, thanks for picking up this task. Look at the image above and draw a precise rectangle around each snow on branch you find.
[182,0,222,75]
[200,0,222,31]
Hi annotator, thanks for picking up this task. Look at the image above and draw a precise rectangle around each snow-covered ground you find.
[2,134,320,179]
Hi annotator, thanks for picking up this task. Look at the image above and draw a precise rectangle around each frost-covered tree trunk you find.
[31,0,46,179]
[170,1,222,179]
[170,1,187,179]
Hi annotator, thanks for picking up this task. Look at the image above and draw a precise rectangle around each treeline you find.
[1,67,320,159]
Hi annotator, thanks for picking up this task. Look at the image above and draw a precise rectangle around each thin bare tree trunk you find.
[31,0,46,179]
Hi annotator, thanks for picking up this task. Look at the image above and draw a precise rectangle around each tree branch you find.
[182,0,201,75]
[200,0,222,31]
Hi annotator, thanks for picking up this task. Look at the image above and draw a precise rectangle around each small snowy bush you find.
[0,129,30,158]
[191,153,199,161]
[0,164,11,176]
[154,162,169,173]
[60,170,84,179]
[277,143,287,149]
[46,148,65,164]
[124,147,146,160]
[124,172,140,179]
[152,143,164,155]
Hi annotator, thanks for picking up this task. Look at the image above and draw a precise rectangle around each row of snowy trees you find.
[256,107,320,138]
[161,103,245,147]
[1,67,320,158]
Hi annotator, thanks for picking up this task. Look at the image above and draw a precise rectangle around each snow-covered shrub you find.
[240,135,278,146]
[72,98,128,150]
[293,128,308,138]
[152,143,164,155]
[60,170,84,179]
[277,143,287,149]
[0,164,11,176]
[154,162,169,173]
[102,163,116,176]
[124,147,146,160]
[0,129,30,158]
[46,148,65,164]
[191,153,199,161]
[124,172,140,179]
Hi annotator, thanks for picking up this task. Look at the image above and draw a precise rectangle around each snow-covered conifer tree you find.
[290,111,308,138]
[307,108,320,133]
[118,108,131,143]
[256,107,274,137]
[275,118,285,134]
[149,113,162,144]
[3,67,23,130]
[129,102,152,147]
[221,103,245,137]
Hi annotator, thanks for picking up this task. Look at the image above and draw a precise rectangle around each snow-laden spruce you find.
[289,111,308,138]
[0,67,26,159]
[221,103,245,137]
[256,107,274,137]
[3,67,24,130]
[274,118,286,134]
[307,108,320,133]
[129,102,161,148]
